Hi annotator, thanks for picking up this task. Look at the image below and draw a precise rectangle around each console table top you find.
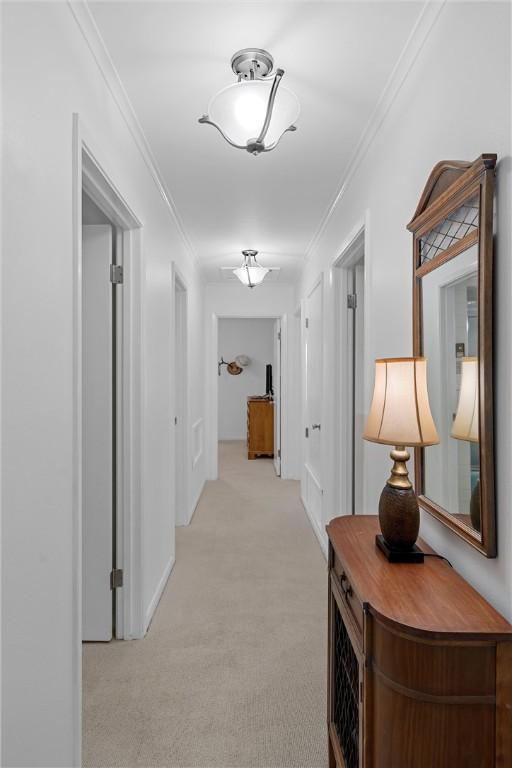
[326,515,512,640]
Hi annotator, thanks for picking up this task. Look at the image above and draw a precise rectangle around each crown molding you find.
[67,0,199,268]
[304,0,446,261]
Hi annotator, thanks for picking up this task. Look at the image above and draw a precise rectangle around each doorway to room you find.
[216,317,282,474]
[78,137,144,648]
[335,226,366,516]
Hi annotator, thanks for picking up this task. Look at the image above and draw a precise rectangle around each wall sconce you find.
[218,356,250,376]
[198,48,300,156]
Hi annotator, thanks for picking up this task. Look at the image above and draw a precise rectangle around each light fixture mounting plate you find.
[231,48,274,80]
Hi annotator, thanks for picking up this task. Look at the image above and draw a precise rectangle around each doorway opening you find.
[76,132,144,656]
[214,316,282,476]
[81,198,119,641]
[335,226,366,516]
[173,267,189,525]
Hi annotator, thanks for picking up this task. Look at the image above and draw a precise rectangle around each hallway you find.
[83,442,327,768]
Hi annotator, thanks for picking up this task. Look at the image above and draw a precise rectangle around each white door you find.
[174,283,187,525]
[273,319,281,476]
[304,280,323,522]
[82,225,113,641]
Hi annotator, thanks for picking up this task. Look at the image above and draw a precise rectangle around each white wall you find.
[218,318,274,440]
[205,282,301,481]
[298,1,512,620]
[1,3,205,765]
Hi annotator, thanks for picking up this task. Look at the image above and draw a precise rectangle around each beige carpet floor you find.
[83,441,327,768]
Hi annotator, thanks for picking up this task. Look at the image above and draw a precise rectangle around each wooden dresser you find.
[246,397,273,459]
[326,515,512,768]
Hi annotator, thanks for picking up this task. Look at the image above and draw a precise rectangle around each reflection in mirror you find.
[422,244,480,538]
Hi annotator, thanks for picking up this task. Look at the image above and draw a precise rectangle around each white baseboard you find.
[301,494,328,559]
[186,477,206,526]
[144,557,175,633]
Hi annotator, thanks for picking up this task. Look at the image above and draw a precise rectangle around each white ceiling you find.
[88,1,423,282]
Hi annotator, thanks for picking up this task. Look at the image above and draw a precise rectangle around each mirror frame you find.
[408,154,497,557]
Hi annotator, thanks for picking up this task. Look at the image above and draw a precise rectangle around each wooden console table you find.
[326,515,512,768]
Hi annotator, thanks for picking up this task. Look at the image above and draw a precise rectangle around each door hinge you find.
[347,293,357,309]
[305,427,309,438]
[277,330,281,341]
[360,680,364,703]
[278,448,281,458]
[110,264,124,284]
[110,568,124,590]
[174,416,178,425]
[305,318,309,328]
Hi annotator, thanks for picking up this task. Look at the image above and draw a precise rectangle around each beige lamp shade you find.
[363,357,439,448]
[451,357,479,443]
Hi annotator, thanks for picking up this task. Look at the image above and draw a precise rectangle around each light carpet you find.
[83,440,327,768]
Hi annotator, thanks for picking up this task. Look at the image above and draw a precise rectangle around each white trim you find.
[144,557,175,634]
[192,417,204,470]
[301,494,328,560]
[67,0,198,267]
[189,477,206,526]
[332,219,367,520]
[304,0,446,260]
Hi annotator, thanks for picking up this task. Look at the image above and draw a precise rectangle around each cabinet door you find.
[328,583,364,768]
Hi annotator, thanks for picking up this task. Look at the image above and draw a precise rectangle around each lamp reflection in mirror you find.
[363,357,439,562]
[198,48,299,155]
[451,357,480,530]
[233,250,270,288]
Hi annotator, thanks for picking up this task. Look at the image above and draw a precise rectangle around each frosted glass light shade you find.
[208,80,300,148]
[363,357,439,447]
[451,357,479,442]
[233,263,269,287]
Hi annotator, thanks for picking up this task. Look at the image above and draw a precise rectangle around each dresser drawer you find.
[331,550,364,637]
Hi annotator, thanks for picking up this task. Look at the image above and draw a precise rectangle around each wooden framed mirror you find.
[408,154,497,557]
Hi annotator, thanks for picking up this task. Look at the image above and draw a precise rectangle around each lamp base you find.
[375,534,425,563]
[379,481,420,549]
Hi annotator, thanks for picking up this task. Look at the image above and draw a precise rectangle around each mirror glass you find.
[422,244,480,537]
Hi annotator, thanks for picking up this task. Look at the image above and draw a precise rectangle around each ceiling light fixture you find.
[233,250,270,288]
[198,48,299,156]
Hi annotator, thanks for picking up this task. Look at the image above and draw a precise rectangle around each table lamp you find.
[363,357,439,563]
[451,357,480,531]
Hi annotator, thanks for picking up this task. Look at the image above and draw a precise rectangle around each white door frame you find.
[207,312,288,480]
[72,114,145,762]
[273,318,282,477]
[172,264,190,526]
[333,217,369,518]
